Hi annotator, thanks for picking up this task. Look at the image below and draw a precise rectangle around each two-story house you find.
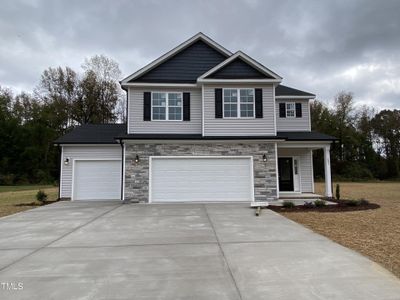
[55,33,336,203]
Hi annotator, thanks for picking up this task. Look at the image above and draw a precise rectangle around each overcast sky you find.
[1,0,399,108]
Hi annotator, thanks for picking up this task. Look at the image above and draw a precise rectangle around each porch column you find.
[323,145,333,198]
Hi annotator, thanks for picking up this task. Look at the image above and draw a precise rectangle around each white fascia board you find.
[124,139,285,145]
[198,51,283,81]
[275,95,315,99]
[121,82,199,88]
[120,33,232,84]
[277,141,333,148]
[197,78,282,83]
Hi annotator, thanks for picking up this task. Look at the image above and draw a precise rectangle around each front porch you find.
[276,141,333,199]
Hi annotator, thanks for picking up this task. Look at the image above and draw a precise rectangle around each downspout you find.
[57,145,61,200]
[118,138,126,203]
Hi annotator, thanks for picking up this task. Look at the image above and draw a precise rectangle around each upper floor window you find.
[223,88,255,118]
[286,103,296,118]
[152,92,182,121]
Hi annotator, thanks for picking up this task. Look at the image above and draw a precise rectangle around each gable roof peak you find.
[121,32,232,85]
[198,50,282,82]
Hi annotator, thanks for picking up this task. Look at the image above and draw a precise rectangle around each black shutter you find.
[279,103,286,118]
[295,103,302,118]
[255,89,263,118]
[215,88,222,118]
[143,92,151,121]
[183,92,190,121]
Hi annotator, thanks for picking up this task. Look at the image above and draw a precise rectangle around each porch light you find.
[134,155,140,164]
[64,157,70,165]
[263,154,267,162]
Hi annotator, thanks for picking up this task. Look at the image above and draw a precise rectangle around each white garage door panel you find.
[73,160,121,200]
[151,157,253,202]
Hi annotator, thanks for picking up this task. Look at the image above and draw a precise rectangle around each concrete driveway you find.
[0,202,400,300]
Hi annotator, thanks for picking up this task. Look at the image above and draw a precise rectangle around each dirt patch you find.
[279,182,400,278]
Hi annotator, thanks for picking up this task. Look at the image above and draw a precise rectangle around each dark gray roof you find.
[131,40,228,84]
[277,131,337,141]
[206,57,272,79]
[115,134,282,140]
[54,124,126,144]
[276,85,315,97]
[54,124,335,144]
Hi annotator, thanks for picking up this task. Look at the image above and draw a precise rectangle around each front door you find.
[278,157,294,191]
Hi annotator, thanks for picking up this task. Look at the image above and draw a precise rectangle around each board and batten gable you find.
[203,84,275,136]
[60,145,121,198]
[276,99,311,131]
[128,87,202,134]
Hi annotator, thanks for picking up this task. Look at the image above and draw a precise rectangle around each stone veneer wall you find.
[124,142,277,202]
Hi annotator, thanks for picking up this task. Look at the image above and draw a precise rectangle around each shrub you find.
[346,199,359,206]
[303,201,315,208]
[314,199,326,207]
[36,190,47,203]
[359,198,369,205]
[282,201,295,208]
[335,184,340,200]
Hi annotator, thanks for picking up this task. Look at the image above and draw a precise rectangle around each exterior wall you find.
[276,99,311,131]
[124,142,278,202]
[60,145,121,198]
[128,87,202,134]
[203,84,276,136]
[277,148,314,193]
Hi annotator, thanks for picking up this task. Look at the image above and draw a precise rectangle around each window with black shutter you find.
[279,103,286,118]
[183,92,190,121]
[295,103,302,118]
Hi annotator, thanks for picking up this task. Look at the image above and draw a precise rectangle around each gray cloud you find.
[0,0,399,108]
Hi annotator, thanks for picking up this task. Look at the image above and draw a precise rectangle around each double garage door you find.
[71,157,253,202]
[73,160,121,201]
[150,157,254,202]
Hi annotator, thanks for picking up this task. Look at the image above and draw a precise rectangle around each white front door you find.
[150,157,254,202]
[73,160,121,201]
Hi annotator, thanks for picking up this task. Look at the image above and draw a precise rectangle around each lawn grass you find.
[0,185,59,217]
[280,181,400,278]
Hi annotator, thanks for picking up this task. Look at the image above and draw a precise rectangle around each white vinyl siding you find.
[276,99,311,131]
[277,148,314,193]
[204,84,275,136]
[129,87,201,134]
[150,157,253,202]
[60,146,121,198]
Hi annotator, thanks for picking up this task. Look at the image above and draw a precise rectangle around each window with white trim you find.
[286,102,296,118]
[223,88,254,118]
[152,92,182,121]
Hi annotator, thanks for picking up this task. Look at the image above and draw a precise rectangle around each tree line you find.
[312,92,400,180]
[0,55,125,184]
[0,55,399,185]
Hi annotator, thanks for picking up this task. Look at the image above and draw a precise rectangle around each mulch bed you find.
[14,200,58,207]
[268,199,380,213]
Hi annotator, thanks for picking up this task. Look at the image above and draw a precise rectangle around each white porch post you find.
[323,145,333,198]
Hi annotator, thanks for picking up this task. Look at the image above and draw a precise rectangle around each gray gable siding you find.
[203,84,275,136]
[131,40,228,83]
[128,87,202,134]
[207,58,272,79]
[276,99,311,131]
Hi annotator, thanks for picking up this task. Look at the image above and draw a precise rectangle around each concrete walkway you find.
[0,201,399,299]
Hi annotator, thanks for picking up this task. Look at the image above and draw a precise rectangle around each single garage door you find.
[150,157,254,202]
[73,160,121,201]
